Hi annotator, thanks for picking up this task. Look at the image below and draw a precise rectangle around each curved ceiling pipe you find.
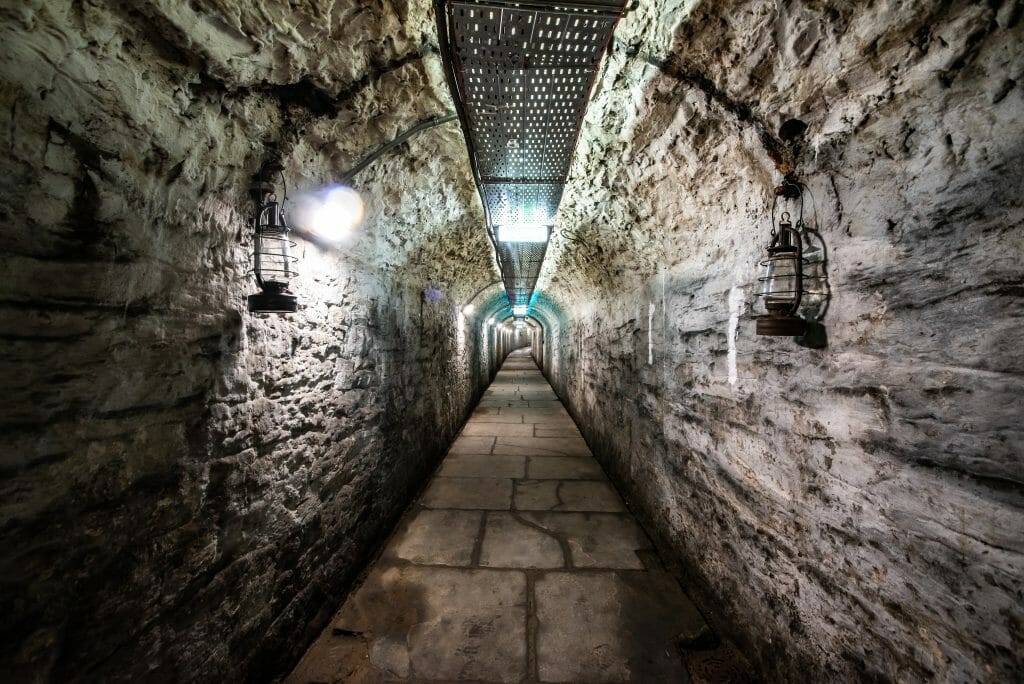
[339,113,460,184]
[288,113,461,247]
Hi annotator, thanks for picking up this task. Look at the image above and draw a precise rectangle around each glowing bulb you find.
[463,303,476,315]
[292,185,364,242]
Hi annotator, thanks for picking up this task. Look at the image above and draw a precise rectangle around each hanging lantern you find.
[756,181,807,336]
[247,177,298,314]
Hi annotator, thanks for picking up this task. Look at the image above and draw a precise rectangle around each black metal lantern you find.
[247,177,298,314]
[756,213,806,335]
[756,180,807,336]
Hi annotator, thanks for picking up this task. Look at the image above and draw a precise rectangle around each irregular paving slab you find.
[528,400,564,408]
[385,509,481,566]
[448,435,495,454]
[535,572,631,682]
[515,480,626,513]
[494,436,592,457]
[287,350,705,683]
[519,512,650,569]
[501,413,575,427]
[556,481,627,512]
[527,455,605,480]
[422,477,512,510]
[334,566,527,683]
[535,571,695,683]
[463,422,536,437]
[480,512,566,569]
[438,453,526,479]
[519,391,560,401]
[534,425,584,437]
[469,412,526,424]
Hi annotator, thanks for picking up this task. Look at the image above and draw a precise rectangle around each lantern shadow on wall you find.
[755,177,831,349]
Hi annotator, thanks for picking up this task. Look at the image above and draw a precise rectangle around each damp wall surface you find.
[535,0,1024,681]
[0,1,506,680]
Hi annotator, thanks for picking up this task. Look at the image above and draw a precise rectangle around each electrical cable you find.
[339,113,459,183]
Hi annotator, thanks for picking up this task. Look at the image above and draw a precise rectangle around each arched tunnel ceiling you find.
[88,0,709,314]
[534,0,1016,310]
[537,0,762,306]
[10,0,1002,317]
[434,0,626,311]
[61,0,747,314]
[44,0,507,308]
[274,44,501,308]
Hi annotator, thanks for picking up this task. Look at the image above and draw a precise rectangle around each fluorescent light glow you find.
[292,185,365,242]
[513,305,528,316]
[497,223,549,243]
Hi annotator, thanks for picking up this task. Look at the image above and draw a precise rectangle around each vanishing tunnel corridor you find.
[287,349,711,683]
[2,1,1023,683]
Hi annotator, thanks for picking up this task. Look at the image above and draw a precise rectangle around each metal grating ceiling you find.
[482,182,563,225]
[436,0,625,310]
[495,240,549,305]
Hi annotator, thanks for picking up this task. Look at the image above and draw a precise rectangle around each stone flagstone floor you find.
[286,349,708,683]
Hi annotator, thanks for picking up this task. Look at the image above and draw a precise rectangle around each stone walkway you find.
[286,349,707,683]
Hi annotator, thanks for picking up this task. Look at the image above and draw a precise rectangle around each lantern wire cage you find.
[757,187,804,301]
[755,179,829,336]
[252,195,299,287]
[248,182,300,314]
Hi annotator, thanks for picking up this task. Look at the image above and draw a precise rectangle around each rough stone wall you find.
[0,1,504,680]
[537,0,1024,681]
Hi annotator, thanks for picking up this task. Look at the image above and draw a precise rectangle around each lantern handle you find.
[770,179,805,235]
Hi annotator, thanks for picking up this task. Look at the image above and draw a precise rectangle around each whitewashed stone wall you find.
[537,0,1024,680]
[0,1,506,679]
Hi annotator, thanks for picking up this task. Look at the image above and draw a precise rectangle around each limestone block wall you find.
[536,0,1024,681]
[0,1,504,680]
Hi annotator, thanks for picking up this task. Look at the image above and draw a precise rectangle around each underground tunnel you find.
[1,0,1022,682]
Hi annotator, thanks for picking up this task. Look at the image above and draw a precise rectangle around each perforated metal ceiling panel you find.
[436,0,625,309]
[496,240,549,304]
[482,183,563,226]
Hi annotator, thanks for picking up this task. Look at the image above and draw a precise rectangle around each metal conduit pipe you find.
[339,113,460,183]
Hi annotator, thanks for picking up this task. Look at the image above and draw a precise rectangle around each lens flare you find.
[292,185,364,243]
